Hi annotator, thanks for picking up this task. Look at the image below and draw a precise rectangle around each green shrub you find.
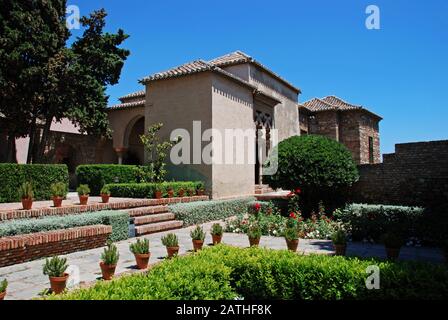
[284,226,298,241]
[161,233,179,247]
[264,135,359,214]
[0,210,129,242]
[18,181,33,199]
[0,164,68,203]
[50,182,67,198]
[43,256,68,277]
[170,197,253,226]
[100,185,111,195]
[331,229,347,245]
[334,204,424,242]
[190,225,205,241]
[48,246,448,300]
[76,184,90,196]
[106,181,203,199]
[211,223,223,236]
[129,238,150,254]
[0,279,7,293]
[101,241,119,265]
[76,165,139,195]
[247,224,262,239]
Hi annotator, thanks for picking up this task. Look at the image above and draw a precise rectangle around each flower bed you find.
[46,245,448,300]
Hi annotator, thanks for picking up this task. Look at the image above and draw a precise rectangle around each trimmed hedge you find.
[76,165,139,195]
[106,181,204,199]
[169,197,254,226]
[334,204,424,241]
[0,164,68,203]
[48,245,448,300]
[0,210,129,242]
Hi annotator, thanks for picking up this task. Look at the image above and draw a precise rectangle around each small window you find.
[368,137,374,163]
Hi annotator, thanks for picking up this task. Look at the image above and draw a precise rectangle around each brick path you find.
[0,221,444,300]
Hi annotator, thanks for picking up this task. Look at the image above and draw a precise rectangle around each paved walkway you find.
[0,221,444,300]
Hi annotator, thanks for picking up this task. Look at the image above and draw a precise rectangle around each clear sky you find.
[69,0,448,155]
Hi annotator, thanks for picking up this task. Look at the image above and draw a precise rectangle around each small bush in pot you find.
[0,279,7,300]
[18,182,34,210]
[196,182,205,196]
[100,241,119,280]
[167,187,174,198]
[187,188,195,197]
[76,184,90,205]
[284,226,299,252]
[247,223,262,247]
[43,256,69,294]
[177,187,185,197]
[190,225,205,251]
[100,185,111,204]
[153,185,163,199]
[331,229,347,256]
[50,182,67,208]
[129,238,150,269]
[211,223,223,245]
[382,233,404,261]
[161,233,179,258]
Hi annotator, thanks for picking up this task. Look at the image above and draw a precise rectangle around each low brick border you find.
[0,196,209,221]
[0,225,111,268]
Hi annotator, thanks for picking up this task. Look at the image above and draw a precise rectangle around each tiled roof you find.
[322,96,362,111]
[302,96,382,119]
[141,60,213,83]
[119,90,145,101]
[303,98,340,111]
[108,99,145,110]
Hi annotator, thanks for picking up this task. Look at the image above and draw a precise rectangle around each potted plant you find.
[331,229,347,256]
[190,225,205,251]
[50,182,67,208]
[18,182,33,210]
[0,279,7,300]
[187,188,195,197]
[76,184,90,205]
[100,185,111,204]
[43,256,69,294]
[100,241,119,280]
[196,183,205,196]
[167,187,174,198]
[154,185,163,199]
[129,238,150,269]
[382,233,404,260]
[161,233,179,258]
[210,223,223,245]
[284,226,299,252]
[247,224,262,247]
[177,187,185,197]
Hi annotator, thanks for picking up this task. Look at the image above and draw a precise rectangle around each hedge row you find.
[76,165,139,195]
[106,182,204,199]
[334,204,424,241]
[0,210,129,242]
[48,245,448,300]
[0,164,68,203]
[169,197,254,226]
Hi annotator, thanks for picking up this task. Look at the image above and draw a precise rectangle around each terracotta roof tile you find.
[141,60,213,83]
[119,90,145,101]
[108,99,145,110]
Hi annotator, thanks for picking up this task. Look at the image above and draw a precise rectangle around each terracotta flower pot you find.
[100,262,116,280]
[212,234,222,245]
[167,190,174,198]
[249,237,260,247]
[166,246,179,258]
[154,191,162,199]
[286,239,299,252]
[134,253,151,270]
[386,247,401,260]
[0,290,6,300]
[197,189,205,196]
[192,239,204,251]
[21,197,33,210]
[178,190,185,197]
[101,194,110,203]
[334,244,347,256]
[79,195,89,205]
[52,196,63,208]
[49,273,69,294]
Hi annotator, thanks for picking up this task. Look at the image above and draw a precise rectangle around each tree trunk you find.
[35,115,53,163]
[6,133,16,163]
[26,116,37,164]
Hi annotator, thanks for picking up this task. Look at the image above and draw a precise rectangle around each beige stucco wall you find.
[108,106,145,149]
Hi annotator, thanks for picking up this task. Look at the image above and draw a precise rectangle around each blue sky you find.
[70,0,448,155]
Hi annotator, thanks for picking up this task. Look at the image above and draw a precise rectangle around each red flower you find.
[287,191,294,198]
[295,188,302,194]
[254,203,261,212]
[289,212,296,219]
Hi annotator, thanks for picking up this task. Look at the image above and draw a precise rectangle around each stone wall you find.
[351,140,448,207]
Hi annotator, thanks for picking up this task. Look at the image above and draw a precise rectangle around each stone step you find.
[135,220,184,236]
[127,205,169,217]
[133,212,176,225]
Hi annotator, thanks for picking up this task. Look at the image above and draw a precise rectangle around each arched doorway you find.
[124,116,144,165]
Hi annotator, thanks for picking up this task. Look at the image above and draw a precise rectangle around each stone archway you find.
[123,116,144,165]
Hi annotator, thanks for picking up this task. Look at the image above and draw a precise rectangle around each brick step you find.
[135,220,183,236]
[133,212,176,225]
[127,205,169,217]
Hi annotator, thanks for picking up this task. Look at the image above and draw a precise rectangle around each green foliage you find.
[51,182,67,198]
[331,229,347,245]
[76,165,139,195]
[247,201,276,215]
[18,182,34,199]
[106,181,204,199]
[381,233,405,248]
[101,241,119,265]
[48,245,448,300]
[0,210,129,242]
[0,164,68,203]
[76,184,90,196]
[170,197,253,226]
[43,256,68,277]
[211,223,223,236]
[129,238,150,255]
[190,225,205,241]
[100,185,111,195]
[161,233,179,247]
[334,204,424,242]
[284,226,299,241]
[247,223,262,239]
[264,135,359,214]
[0,279,7,293]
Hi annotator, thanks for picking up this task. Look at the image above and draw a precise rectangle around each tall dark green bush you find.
[0,164,68,203]
[264,135,359,215]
